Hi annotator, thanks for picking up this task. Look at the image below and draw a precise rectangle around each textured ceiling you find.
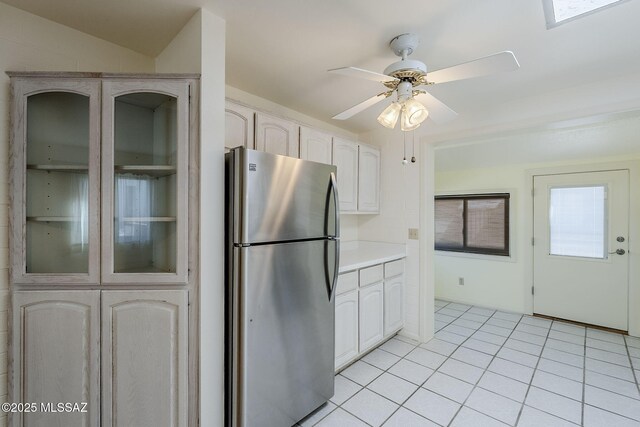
[5,0,640,136]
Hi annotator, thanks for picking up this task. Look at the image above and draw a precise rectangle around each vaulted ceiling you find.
[5,0,640,136]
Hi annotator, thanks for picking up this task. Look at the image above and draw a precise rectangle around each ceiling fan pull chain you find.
[411,131,416,163]
[402,131,408,165]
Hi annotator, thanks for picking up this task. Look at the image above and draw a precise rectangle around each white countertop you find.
[339,241,407,273]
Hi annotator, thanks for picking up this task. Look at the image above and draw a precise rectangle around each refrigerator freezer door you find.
[231,239,336,427]
[230,148,338,245]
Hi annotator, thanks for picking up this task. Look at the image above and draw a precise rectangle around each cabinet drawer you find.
[384,259,404,278]
[359,264,383,287]
[336,271,358,295]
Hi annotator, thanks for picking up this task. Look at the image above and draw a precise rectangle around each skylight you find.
[543,0,628,27]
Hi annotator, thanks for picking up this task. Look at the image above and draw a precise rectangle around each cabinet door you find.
[10,78,101,284]
[225,100,254,151]
[332,138,358,212]
[358,144,380,212]
[335,290,359,370]
[11,291,100,427]
[255,112,299,157]
[102,290,188,427]
[101,80,189,284]
[299,126,332,164]
[359,282,384,352]
[384,275,404,336]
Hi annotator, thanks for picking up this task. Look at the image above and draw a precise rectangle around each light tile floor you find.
[298,300,640,426]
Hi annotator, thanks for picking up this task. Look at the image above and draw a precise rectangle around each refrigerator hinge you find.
[531,237,534,246]
[532,286,535,295]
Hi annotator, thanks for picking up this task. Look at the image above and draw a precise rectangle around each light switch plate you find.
[408,228,419,240]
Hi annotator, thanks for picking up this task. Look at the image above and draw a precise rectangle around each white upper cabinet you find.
[224,100,381,214]
[358,144,380,212]
[101,79,190,285]
[255,112,299,158]
[332,138,359,212]
[299,126,332,165]
[10,78,101,284]
[225,100,254,151]
[9,75,196,286]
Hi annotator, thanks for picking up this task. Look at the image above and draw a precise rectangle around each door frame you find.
[524,160,640,336]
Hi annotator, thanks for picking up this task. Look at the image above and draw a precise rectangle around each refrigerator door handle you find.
[325,172,340,300]
[332,239,340,300]
[326,172,340,238]
[324,239,340,301]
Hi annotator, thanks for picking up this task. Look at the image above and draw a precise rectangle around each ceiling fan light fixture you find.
[377,102,402,129]
[402,98,429,130]
[400,110,421,131]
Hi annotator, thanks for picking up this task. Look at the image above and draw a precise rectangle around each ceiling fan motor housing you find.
[384,59,428,81]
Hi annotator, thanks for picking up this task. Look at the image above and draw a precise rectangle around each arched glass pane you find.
[26,92,90,273]
[113,92,177,273]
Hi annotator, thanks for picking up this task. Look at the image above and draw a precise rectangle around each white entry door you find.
[533,170,629,330]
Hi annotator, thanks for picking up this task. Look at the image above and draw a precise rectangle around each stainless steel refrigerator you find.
[225,147,340,427]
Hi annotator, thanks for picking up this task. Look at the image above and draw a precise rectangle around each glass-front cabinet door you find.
[10,78,101,284]
[101,80,189,284]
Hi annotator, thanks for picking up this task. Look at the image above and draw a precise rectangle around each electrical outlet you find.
[408,228,419,240]
[458,277,464,286]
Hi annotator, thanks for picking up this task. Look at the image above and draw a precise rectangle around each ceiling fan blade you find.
[415,92,458,123]
[332,93,388,120]
[329,67,398,84]
[426,51,520,85]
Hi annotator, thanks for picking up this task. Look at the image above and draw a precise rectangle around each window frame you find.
[542,0,630,29]
[435,193,511,257]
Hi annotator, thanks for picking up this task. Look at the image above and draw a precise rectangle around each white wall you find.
[0,2,154,419]
[357,128,432,342]
[157,9,227,427]
[435,123,640,332]
[197,11,226,427]
[435,165,527,312]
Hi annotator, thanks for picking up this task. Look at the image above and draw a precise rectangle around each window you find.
[543,0,628,27]
[435,194,510,256]
[549,186,606,258]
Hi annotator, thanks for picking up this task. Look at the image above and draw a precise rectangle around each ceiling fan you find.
[329,33,520,131]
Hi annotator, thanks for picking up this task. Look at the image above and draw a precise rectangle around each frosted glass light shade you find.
[377,102,401,129]
[402,98,429,130]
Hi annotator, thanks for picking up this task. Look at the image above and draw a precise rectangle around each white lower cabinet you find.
[335,259,405,371]
[102,290,188,427]
[11,291,100,427]
[10,290,188,427]
[334,290,359,370]
[384,275,404,336]
[358,282,384,353]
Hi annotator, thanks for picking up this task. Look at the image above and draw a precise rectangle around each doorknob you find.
[608,248,626,255]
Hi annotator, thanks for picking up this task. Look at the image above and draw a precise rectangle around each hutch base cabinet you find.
[7,72,199,427]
